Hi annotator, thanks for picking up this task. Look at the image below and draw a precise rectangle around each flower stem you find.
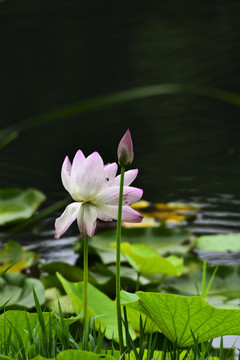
[83,234,89,329]
[116,165,125,354]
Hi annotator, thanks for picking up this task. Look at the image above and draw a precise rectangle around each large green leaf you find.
[117,242,183,275]
[0,272,45,308]
[121,291,240,347]
[0,188,45,226]
[74,226,191,264]
[195,233,240,252]
[57,273,135,342]
[0,310,56,348]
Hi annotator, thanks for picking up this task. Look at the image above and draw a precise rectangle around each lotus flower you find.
[55,150,143,238]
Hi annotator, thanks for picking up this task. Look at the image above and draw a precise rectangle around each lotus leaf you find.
[121,290,240,347]
[115,242,183,275]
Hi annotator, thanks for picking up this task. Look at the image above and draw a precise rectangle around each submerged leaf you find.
[0,240,40,272]
[0,188,45,226]
[122,290,240,347]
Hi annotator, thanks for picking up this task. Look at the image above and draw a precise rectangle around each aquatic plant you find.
[54,139,143,330]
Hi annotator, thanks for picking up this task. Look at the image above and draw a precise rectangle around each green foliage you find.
[121,290,240,347]
[0,188,45,226]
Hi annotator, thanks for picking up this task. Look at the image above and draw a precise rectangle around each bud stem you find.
[116,165,125,354]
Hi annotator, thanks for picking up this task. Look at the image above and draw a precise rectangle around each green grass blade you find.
[32,287,46,334]
[205,266,219,299]
[6,319,26,360]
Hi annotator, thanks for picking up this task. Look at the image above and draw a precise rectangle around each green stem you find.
[83,234,89,329]
[116,165,125,354]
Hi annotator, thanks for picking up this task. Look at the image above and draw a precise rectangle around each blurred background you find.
[1,0,240,260]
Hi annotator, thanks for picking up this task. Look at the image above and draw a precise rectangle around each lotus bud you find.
[117,129,134,167]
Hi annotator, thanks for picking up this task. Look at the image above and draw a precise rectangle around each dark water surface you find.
[1,1,240,264]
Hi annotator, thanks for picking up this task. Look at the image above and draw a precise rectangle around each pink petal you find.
[97,209,113,222]
[96,204,119,219]
[74,152,105,200]
[104,162,118,181]
[55,202,82,239]
[121,206,143,223]
[61,156,72,193]
[77,203,98,237]
[113,169,138,186]
[70,150,85,189]
[94,186,143,206]
[122,187,143,205]
[97,204,143,223]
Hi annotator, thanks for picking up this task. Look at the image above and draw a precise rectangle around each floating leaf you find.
[0,188,46,226]
[57,273,135,341]
[121,290,240,347]
[0,272,45,309]
[195,233,240,252]
[123,217,159,228]
[130,200,150,210]
[0,240,40,272]
[75,226,191,264]
[114,242,183,276]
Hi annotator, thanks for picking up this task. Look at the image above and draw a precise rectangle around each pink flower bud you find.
[117,129,134,167]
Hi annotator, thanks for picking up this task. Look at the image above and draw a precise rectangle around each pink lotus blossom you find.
[55,150,143,238]
[117,129,134,167]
